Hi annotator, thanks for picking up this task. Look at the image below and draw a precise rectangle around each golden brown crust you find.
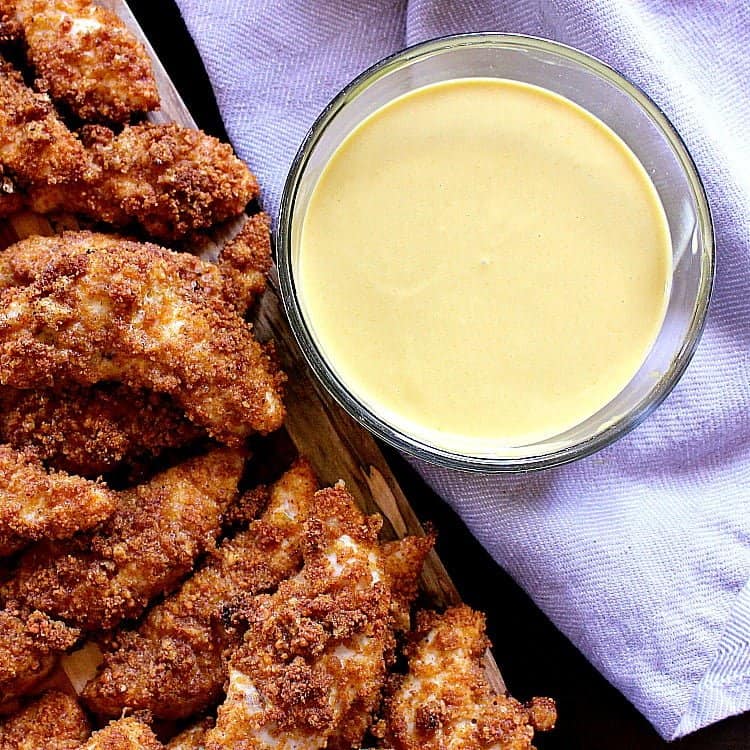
[0,225,266,314]
[206,485,391,750]
[4,448,245,631]
[30,123,258,239]
[0,230,124,289]
[0,58,91,188]
[526,696,557,733]
[12,0,159,122]
[218,213,272,314]
[382,606,556,750]
[382,533,435,638]
[0,233,285,443]
[83,459,319,720]
[327,533,434,750]
[166,718,214,750]
[81,717,163,750]
[0,7,21,45]
[0,384,204,477]
[0,443,116,540]
[0,690,90,750]
[0,607,80,703]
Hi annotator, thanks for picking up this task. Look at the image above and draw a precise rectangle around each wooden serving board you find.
[0,0,505,696]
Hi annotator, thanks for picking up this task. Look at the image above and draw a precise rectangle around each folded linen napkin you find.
[174,0,750,739]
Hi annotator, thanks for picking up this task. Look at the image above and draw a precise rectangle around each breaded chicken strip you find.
[83,460,319,720]
[166,718,214,750]
[81,717,163,750]
[206,485,391,750]
[381,606,556,750]
[30,123,258,240]
[0,222,270,314]
[0,384,203,477]
[327,533,434,750]
[0,443,115,542]
[0,237,284,444]
[0,606,80,703]
[0,58,90,188]
[4,448,245,631]
[0,690,90,749]
[0,229,122,288]
[9,0,159,122]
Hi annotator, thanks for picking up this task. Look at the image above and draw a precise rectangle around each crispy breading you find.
[0,58,91,188]
[381,606,556,750]
[0,607,80,703]
[0,5,21,44]
[4,448,245,631]
[0,690,90,750]
[83,459,319,720]
[0,235,285,444]
[81,717,163,750]
[0,230,124,288]
[10,0,159,122]
[166,718,214,750]
[382,533,435,638]
[327,533,434,750]
[206,484,391,750]
[217,213,272,314]
[0,226,264,314]
[0,384,204,477]
[0,443,116,541]
[30,123,258,239]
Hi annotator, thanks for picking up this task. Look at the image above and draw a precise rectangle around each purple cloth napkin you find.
[174,0,750,739]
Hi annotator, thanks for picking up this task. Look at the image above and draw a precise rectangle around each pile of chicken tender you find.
[0,1,556,748]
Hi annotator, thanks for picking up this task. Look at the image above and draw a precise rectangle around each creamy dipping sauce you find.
[298,78,671,453]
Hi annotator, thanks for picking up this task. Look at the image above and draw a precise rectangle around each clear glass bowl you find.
[277,33,714,473]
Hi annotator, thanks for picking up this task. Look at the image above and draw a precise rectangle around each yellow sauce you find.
[298,78,671,453]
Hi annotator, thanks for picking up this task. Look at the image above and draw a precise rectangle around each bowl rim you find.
[276,31,715,474]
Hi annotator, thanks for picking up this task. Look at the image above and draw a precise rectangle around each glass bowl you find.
[277,33,714,473]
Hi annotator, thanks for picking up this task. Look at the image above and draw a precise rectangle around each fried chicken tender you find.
[81,717,164,750]
[206,484,391,750]
[0,384,204,477]
[327,533,434,750]
[83,459,319,720]
[166,718,214,750]
[0,607,80,703]
[0,220,270,312]
[381,606,556,750]
[30,122,259,240]
[4,448,245,631]
[0,443,116,541]
[0,58,89,188]
[0,235,285,444]
[0,690,90,750]
[0,229,122,288]
[9,0,159,122]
